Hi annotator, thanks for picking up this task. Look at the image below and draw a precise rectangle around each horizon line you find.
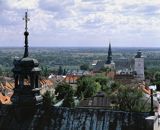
[0,46,160,48]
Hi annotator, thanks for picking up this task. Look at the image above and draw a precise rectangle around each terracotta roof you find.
[0,79,53,88]
[0,92,11,104]
[64,75,79,83]
[1,82,14,90]
[39,79,53,86]
[0,79,54,105]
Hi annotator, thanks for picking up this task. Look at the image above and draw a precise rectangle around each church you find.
[94,43,145,81]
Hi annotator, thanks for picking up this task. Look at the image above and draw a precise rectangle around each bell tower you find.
[11,11,42,120]
[134,50,145,80]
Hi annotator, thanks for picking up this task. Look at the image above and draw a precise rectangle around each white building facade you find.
[134,50,145,80]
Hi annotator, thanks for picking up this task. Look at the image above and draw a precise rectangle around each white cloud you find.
[1,0,160,47]
[29,9,54,32]
[5,0,39,9]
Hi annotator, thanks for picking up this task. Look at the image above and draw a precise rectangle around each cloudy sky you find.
[0,0,160,47]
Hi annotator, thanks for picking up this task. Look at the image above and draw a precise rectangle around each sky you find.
[0,0,160,47]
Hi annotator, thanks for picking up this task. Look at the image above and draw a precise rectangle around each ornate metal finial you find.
[23,10,30,32]
[23,10,30,58]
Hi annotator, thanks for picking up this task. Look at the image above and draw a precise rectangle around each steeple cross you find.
[23,10,30,31]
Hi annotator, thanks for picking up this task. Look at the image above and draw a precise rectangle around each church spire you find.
[106,42,112,64]
[23,11,30,58]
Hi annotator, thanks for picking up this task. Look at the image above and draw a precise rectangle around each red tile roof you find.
[0,92,11,104]
[64,75,79,83]
[0,79,54,105]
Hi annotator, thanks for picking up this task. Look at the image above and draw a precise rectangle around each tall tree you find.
[62,88,75,108]
[58,66,63,75]
[154,71,160,90]
[43,90,55,109]
[0,65,3,76]
[63,68,67,75]
[41,66,49,77]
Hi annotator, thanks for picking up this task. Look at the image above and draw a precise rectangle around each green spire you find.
[106,43,112,64]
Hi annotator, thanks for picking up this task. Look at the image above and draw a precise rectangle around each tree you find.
[58,66,63,75]
[100,66,111,72]
[63,68,67,75]
[94,76,110,92]
[76,76,99,99]
[41,66,49,77]
[0,65,3,76]
[110,82,119,91]
[154,71,160,81]
[55,83,75,107]
[80,64,89,70]
[43,90,55,109]
[55,83,74,100]
[62,88,75,108]
[115,85,150,112]
[153,71,160,90]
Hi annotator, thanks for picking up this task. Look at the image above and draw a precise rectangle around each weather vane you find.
[23,10,30,32]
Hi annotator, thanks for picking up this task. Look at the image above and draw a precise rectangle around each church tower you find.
[134,50,145,80]
[104,43,115,69]
[11,11,42,121]
[106,43,112,64]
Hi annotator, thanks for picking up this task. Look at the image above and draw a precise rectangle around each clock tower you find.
[134,50,144,80]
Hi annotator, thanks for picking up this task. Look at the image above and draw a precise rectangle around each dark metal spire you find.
[106,42,112,64]
[23,11,30,58]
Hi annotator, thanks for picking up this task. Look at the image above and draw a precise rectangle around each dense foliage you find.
[76,76,100,99]
[115,85,150,112]
[55,82,75,107]
[76,75,150,112]
[62,89,75,108]
[43,90,56,108]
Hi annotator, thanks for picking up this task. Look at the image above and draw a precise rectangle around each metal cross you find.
[23,10,30,31]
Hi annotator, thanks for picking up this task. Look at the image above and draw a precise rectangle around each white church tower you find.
[134,50,145,80]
